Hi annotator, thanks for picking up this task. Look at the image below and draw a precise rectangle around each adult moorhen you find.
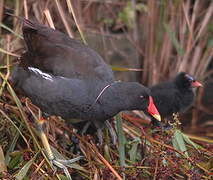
[11,17,161,178]
[150,72,202,127]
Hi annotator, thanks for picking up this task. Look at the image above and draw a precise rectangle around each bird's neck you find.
[176,84,192,92]
[174,76,192,91]
[97,81,137,113]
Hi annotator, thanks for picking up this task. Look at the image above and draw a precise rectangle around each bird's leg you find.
[81,121,92,135]
[36,118,54,161]
[95,120,117,145]
[35,117,82,179]
[97,128,103,144]
[81,120,117,145]
[105,120,117,145]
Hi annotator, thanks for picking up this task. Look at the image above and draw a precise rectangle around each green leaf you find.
[116,114,126,167]
[8,153,22,169]
[182,133,201,150]
[5,130,20,166]
[118,2,135,28]
[172,130,188,157]
[15,152,39,180]
[127,137,141,163]
[0,23,23,39]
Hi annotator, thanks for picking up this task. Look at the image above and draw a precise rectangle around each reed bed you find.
[0,0,212,179]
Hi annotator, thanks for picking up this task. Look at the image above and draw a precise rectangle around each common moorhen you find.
[11,18,161,178]
[150,72,202,126]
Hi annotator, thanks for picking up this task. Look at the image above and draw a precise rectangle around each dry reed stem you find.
[44,9,55,29]
[55,0,74,38]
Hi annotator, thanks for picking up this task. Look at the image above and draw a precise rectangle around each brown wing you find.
[20,18,114,82]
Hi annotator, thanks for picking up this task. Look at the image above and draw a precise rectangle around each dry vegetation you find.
[0,0,213,179]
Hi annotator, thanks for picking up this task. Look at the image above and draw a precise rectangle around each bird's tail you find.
[5,12,38,30]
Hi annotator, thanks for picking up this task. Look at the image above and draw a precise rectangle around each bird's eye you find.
[140,95,144,99]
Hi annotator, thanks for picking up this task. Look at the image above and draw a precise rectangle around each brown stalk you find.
[89,141,123,180]
[54,0,74,38]
[66,0,87,44]
[43,9,55,29]
[23,0,28,19]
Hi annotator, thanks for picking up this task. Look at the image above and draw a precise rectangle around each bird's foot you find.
[50,156,83,179]
[96,120,117,145]
[105,120,117,145]
[33,116,83,179]
[81,120,117,145]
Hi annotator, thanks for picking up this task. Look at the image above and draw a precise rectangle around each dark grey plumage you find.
[150,72,202,126]
[11,18,160,130]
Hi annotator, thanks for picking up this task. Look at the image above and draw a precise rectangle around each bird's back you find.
[21,18,114,82]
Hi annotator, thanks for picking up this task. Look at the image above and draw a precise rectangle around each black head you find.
[174,72,202,90]
[113,82,161,121]
[121,82,150,109]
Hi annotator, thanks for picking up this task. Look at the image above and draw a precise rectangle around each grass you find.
[0,0,213,179]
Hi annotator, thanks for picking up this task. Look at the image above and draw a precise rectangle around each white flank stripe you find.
[28,67,53,81]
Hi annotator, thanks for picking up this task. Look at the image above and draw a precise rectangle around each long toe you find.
[52,156,83,180]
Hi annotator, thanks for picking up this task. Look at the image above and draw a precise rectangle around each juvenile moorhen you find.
[150,72,202,127]
[11,18,161,178]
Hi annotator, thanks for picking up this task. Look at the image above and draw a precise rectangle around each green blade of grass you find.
[182,133,201,150]
[0,23,23,39]
[116,114,126,167]
[127,137,141,163]
[0,109,28,148]
[5,128,20,166]
[15,151,39,180]
[8,152,22,169]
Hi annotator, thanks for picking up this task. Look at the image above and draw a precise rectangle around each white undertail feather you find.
[28,67,53,81]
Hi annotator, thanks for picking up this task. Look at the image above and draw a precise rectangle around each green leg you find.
[35,117,82,179]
